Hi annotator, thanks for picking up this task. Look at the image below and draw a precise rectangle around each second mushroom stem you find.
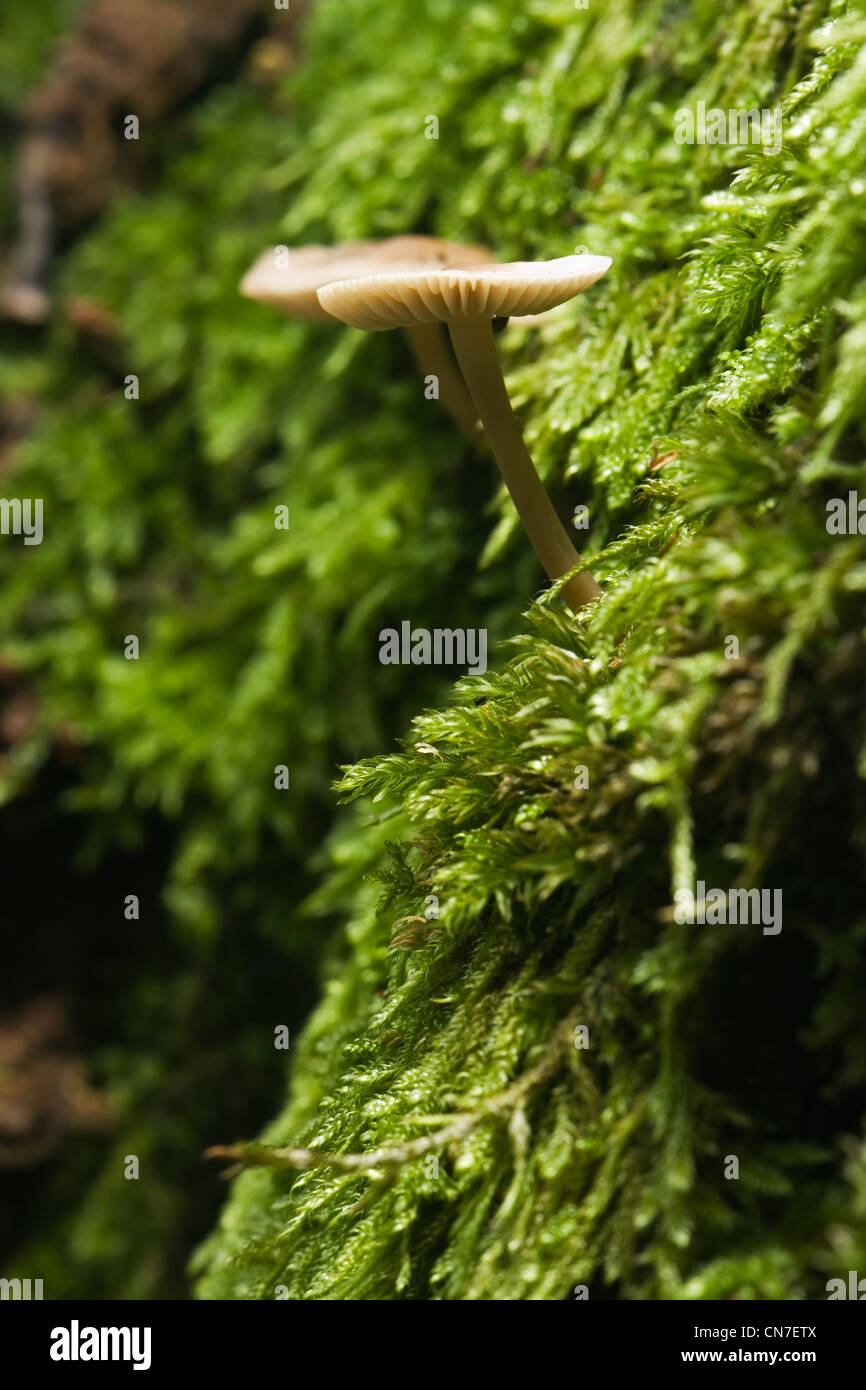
[447,315,601,613]
[406,322,483,446]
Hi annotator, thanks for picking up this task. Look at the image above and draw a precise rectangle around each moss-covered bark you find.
[3,0,866,1299]
[193,0,866,1299]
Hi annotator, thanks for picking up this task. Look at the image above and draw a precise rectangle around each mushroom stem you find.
[447,315,600,612]
[406,322,483,445]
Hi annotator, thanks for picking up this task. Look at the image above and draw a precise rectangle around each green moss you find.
[193,0,866,1299]
[2,0,865,1299]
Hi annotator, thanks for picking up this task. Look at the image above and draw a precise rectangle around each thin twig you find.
[204,1014,575,1176]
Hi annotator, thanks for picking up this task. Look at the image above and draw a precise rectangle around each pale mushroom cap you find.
[241,235,493,323]
[317,254,612,331]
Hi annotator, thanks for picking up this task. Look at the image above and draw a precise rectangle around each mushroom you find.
[318,254,611,613]
[241,235,493,442]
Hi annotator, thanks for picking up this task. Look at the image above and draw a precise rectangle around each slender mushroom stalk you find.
[405,322,483,444]
[447,314,599,610]
[319,254,612,614]
[240,236,491,443]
